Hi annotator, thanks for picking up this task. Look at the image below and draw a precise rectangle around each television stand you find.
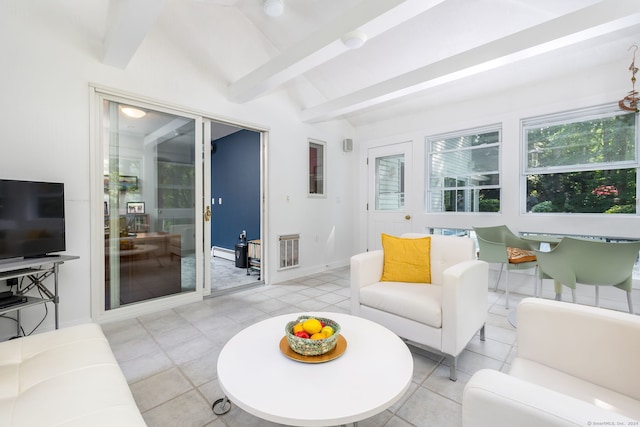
[24,254,62,259]
[0,255,79,337]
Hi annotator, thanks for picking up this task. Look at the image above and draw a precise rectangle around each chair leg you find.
[554,280,562,301]
[534,266,539,297]
[627,291,634,314]
[595,286,600,307]
[505,269,510,309]
[480,324,485,341]
[448,355,457,382]
[538,273,543,298]
[571,288,577,303]
[494,263,504,291]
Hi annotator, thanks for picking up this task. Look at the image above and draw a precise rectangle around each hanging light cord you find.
[619,45,639,112]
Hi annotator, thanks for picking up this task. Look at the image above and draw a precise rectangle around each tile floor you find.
[210,255,263,294]
[102,260,519,427]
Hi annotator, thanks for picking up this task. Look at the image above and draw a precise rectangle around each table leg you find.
[53,263,59,329]
[212,396,232,415]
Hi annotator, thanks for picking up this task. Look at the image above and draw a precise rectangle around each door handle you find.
[204,206,211,222]
[405,215,411,220]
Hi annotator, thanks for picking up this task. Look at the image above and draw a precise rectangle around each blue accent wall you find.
[210,129,260,251]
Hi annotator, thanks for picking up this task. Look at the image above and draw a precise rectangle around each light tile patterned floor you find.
[210,256,262,293]
[102,263,519,427]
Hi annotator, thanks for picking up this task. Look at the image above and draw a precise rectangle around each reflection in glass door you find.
[102,100,197,310]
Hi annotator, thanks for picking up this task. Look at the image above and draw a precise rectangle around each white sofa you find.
[351,233,488,381]
[463,298,640,426]
[0,323,145,426]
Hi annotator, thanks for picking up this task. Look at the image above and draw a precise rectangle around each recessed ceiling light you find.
[120,106,146,119]
[263,0,283,17]
[341,30,367,50]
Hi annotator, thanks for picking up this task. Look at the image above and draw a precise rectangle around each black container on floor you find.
[235,243,248,268]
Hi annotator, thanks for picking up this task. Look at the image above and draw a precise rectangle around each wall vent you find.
[279,234,300,270]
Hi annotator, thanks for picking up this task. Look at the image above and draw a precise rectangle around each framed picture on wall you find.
[127,201,145,214]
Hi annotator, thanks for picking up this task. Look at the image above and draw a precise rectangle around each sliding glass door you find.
[101,98,200,310]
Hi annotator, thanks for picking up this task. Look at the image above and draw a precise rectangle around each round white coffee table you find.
[215,312,413,426]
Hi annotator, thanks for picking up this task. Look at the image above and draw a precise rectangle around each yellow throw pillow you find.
[380,234,431,283]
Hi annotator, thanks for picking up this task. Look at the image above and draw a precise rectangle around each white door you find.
[202,120,212,296]
[95,91,208,317]
[367,142,413,251]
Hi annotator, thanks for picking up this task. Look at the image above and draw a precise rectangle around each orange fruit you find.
[310,333,325,340]
[302,318,322,335]
[292,323,304,334]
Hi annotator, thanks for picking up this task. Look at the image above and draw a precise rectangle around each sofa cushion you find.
[360,281,442,328]
[380,234,431,283]
[510,357,640,420]
[0,323,145,426]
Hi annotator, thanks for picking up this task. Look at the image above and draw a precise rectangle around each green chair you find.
[473,225,538,309]
[534,237,640,313]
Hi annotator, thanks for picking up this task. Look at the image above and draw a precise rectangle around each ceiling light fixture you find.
[120,106,146,119]
[341,30,367,50]
[263,0,283,17]
[619,44,639,113]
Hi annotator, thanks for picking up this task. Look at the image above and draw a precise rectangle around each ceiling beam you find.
[227,0,447,103]
[301,0,640,123]
[102,0,166,69]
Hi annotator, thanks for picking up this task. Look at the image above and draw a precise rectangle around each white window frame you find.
[426,124,502,213]
[521,103,639,215]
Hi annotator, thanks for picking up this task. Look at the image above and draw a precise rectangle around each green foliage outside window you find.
[479,197,500,212]
[526,169,635,213]
[525,108,637,214]
[157,162,195,209]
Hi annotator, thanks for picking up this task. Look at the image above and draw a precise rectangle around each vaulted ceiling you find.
[102,0,640,126]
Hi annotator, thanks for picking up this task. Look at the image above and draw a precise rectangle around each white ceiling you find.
[102,0,640,127]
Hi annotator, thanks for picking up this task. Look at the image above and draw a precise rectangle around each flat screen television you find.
[0,179,66,260]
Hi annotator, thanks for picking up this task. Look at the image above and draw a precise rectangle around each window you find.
[309,139,326,196]
[427,125,501,212]
[523,104,638,214]
[375,154,405,210]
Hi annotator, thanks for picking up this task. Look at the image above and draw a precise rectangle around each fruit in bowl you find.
[285,316,340,356]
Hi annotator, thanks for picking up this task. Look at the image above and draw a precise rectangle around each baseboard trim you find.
[212,246,234,261]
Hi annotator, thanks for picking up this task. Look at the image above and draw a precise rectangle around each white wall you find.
[354,59,637,251]
[0,1,355,336]
[352,58,640,311]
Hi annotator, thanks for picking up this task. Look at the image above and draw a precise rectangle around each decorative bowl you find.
[285,315,340,356]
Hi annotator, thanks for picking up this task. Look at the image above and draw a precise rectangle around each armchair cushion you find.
[359,281,442,327]
[352,233,488,382]
[510,358,640,420]
[462,298,640,426]
[380,234,431,283]
[463,369,634,427]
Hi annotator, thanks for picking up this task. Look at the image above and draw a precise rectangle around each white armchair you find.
[351,233,488,381]
[463,298,640,426]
